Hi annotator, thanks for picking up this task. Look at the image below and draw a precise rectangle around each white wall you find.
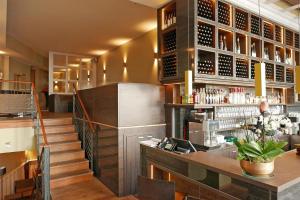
[0,127,35,154]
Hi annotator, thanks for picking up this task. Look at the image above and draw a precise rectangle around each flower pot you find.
[240,160,274,176]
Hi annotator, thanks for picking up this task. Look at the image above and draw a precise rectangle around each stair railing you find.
[72,84,99,174]
[0,80,50,200]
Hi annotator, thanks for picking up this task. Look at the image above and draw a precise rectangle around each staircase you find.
[41,117,93,189]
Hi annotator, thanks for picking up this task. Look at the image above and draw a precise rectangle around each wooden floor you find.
[51,178,138,200]
[42,112,72,119]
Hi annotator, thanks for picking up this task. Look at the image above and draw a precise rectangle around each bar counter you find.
[141,144,300,200]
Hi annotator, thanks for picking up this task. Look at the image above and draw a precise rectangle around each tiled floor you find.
[51,178,138,200]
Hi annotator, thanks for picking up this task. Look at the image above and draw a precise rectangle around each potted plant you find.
[234,102,287,176]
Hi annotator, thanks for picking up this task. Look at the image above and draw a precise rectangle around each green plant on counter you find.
[234,110,287,163]
[234,140,287,162]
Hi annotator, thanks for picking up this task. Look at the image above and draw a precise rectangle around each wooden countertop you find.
[142,144,300,192]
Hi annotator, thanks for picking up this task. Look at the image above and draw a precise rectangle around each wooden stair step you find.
[50,169,93,189]
[50,159,89,176]
[45,125,75,134]
[50,150,85,164]
[46,140,81,153]
[45,133,78,143]
[43,117,73,126]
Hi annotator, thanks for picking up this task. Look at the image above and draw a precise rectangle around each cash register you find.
[157,137,207,154]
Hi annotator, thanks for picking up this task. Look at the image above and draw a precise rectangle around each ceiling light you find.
[136,20,157,32]
[91,50,108,56]
[68,64,80,67]
[81,58,92,63]
[109,38,131,46]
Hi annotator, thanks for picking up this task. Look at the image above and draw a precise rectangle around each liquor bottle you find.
[223,36,227,51]
[219,35,224,50]
[236,37,241,54]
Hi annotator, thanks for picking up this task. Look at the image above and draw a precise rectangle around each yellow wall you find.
[9,57,31,81]
[0,127,35,154]
[97,29,159,85]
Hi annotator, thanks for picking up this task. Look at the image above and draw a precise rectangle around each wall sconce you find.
[87,74,91,82]
[154,52,158,60]
[123,62,127,69]
[0,72,3,80]
[103,69,107,74]
[54,81,58,85]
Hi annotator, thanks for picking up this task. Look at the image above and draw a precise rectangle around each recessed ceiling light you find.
[69,64,80,67]
[109,38,131,46]
[91,50,108,56]
[81,58,92,62]
[136,20,157,32]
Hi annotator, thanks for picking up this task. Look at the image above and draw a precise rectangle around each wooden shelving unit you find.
[157,0,297,88]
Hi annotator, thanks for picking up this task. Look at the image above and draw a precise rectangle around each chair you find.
[137,176,175,200]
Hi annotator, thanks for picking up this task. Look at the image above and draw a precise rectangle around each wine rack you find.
[275,25,283,43]
[251,15,261,36]
[162,54,177,78]
[198,50,215,75]
[263,21,273,40]
[198,23,215,47]
[236,58,248,78]
[158,0,300,88]
[276,65,285,82]
[162,30,176,53]
[285,29,293,47]
[235,9,248,31]
[218,54,233,77]
[250,60,259,79]
[218,1,231,26]
[286,68,294,83]
[295,33,299,49]
[198,0,214,21]
[266,63,274,81]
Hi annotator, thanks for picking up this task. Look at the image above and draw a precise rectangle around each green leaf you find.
[262,148,284,160]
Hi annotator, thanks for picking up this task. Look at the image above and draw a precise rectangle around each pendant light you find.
[255,0,266,97]
[296,0,300,94]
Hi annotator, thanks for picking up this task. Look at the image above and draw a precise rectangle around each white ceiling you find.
[6,0,300,59]
[129,0,172,8]
[6,0,159,57]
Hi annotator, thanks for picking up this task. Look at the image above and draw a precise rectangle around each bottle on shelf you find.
[219,35,224,50]
[223,36,227,51]
[236,37,241,54]
[264,47,269,60]
[251,43,256,57]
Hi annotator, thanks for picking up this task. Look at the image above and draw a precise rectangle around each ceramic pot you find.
[240,160,274,176]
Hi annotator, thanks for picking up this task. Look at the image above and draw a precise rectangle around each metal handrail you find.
[72,84,95,132]
[0,79,48,145]
[0,79,50,199]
